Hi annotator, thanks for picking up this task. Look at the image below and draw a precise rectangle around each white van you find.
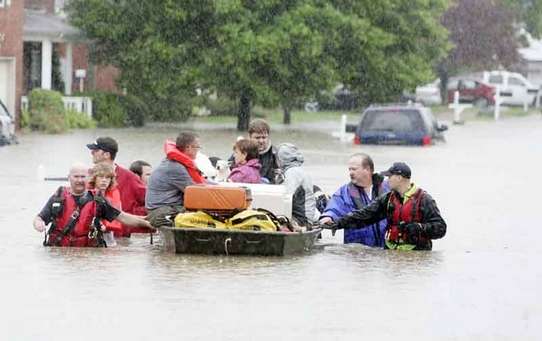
[0,99,16,146]
[482,71,539,106]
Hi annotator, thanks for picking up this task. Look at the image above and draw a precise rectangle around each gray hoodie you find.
[277,143,319,225]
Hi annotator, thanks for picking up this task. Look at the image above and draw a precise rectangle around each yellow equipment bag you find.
[226,209,278,232]
[174,211,227,229]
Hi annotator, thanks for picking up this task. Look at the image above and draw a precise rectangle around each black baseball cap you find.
[86,137,118,155]
[381,162,411,179]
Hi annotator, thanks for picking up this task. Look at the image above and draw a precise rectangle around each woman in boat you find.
[227,138,262,184]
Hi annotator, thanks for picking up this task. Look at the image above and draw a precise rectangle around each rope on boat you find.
[224,237,232,256]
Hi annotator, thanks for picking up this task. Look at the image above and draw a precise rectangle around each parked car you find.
[416,77,496,107]
[304,85,360,112]
[0,99,17,146]
[415,79,441,106]
[447,78,496,107]
[482,70,539,106]
[354,103,447,146]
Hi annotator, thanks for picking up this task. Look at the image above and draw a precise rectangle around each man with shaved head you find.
[319,153,390,247]
[33,163,152,247]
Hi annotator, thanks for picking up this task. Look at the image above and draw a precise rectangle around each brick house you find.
[0,0,118,126]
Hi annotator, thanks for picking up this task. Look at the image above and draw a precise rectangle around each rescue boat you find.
[157,184,322,256]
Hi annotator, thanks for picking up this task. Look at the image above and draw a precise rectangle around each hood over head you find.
[277,143,304,170]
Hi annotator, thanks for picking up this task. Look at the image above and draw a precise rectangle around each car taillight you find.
[354,136,361,145]
[422,135,432,146]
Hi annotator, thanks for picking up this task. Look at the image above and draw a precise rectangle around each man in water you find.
[322,162,446,250]
[319,153,389,247]
[33,163,152,247]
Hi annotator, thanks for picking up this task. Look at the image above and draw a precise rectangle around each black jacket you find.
[258,145,279,183]
[341,188,446,249]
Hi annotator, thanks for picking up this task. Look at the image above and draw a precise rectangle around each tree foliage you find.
[442,0,519,73]
[67,0,449,130]
[502,0,542,38]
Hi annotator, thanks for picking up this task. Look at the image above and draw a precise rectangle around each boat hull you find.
[158,226,322,256]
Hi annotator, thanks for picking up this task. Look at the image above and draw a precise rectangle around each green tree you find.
[502,0,542,38]
[329,0,450,104]
[67,0,450,130]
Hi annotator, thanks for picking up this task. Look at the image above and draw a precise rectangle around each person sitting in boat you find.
[227,138,262,184]
[319,153,389,247]
[276,143,319,227]
[228,119,280,183]
[145,131,206,227]
[88,162,123,247]
[129,160,152,185]
[87,137,148,237]
[33,163,153,247]
[321,162,447,251]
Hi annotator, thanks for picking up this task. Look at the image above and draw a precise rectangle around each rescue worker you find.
[129,160,152,185]
[86,137,149,237]
[322,162,446,250]
[319,153,389,247]
[145,131,205,227]
[33,163,152,247]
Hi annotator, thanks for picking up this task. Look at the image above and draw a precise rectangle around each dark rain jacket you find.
[340,188,446,250]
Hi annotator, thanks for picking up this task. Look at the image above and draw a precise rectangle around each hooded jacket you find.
[277,143,318,225]
[228,159,262,183]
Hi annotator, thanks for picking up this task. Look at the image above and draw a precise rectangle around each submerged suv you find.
[0,99,17,146]
[354,103,447,146]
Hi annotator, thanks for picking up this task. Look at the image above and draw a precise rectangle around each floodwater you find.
[0,115,541,340]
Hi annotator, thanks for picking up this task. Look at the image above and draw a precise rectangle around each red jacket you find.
[115,164,153,235]
[103,186,123,235]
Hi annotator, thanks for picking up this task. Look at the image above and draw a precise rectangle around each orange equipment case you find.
[184,186,252,211]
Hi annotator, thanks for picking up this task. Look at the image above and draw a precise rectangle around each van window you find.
[463,80,476,89]
[361,110,424,133]
[488,75,503,84]
[508,77,524,86]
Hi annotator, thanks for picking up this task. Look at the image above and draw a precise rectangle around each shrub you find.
[119,94,147,127]
[28,89,68,133]
[20,109,30,129]
[206,96,239,116]
[88,91,126,127]
[65,109,96,129]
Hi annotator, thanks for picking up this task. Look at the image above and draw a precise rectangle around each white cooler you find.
[217,182,293,220]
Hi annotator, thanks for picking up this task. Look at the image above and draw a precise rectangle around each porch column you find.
[65,43,73,95]
[41,39,53,90]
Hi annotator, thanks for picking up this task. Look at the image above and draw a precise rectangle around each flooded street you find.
[1,116,541,340]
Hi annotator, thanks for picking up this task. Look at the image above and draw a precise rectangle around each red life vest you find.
[164,140,205,184]
[386,188,428,249]
[47,188,100,247]
[102,187,123,235]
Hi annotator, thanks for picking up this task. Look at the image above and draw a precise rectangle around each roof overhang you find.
[23,10,85,43]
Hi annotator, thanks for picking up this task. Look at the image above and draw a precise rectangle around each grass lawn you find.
[190,107,360,125]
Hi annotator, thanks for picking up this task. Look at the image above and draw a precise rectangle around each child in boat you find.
[88,162,122,246]
[227,139,262,184]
